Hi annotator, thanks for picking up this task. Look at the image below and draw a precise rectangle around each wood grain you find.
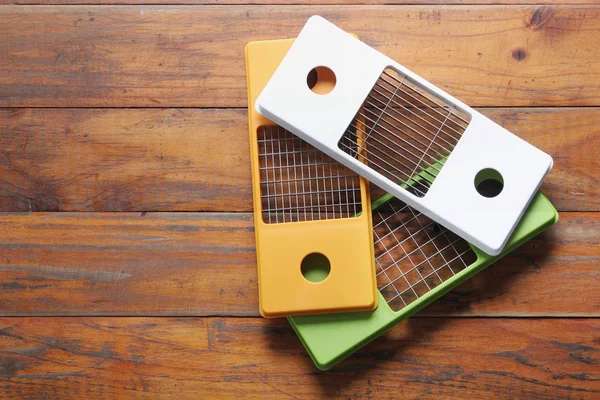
[0,212,257,316]
[0,108,252,212]
[0,2,597,399]
[1,6,600,107]
[0,211,597,316]
[1,107,598,212]
[1,317,599,399]
[3,0,598,4]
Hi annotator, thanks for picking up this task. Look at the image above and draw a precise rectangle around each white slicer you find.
[256,16,553,255]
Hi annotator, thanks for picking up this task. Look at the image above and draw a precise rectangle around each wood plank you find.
[1,317,598,398]
[1,6,600,107]
[0,211,597,316]
[0,108,252,212]
[3,0,597,5]
[1,107,597,212]
[0,212,258,316]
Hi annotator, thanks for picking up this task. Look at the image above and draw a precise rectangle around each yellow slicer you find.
[246,39,378,318]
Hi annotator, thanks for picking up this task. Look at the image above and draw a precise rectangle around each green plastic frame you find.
[288,191,559,370]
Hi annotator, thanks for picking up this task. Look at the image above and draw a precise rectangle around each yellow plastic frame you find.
[246,39,378,318]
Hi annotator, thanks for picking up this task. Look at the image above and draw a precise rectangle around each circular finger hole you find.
[475,168,504,198]
[307,66,336,95]
[301,253,331,283]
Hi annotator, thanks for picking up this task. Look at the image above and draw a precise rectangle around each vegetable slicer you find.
[289,191,558,370]
[255,16,554,256]
[249,32,558,370]
[246,39,378,318]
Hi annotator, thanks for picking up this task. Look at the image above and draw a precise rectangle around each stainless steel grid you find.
[339,68,471,197]
[373,195,477,311]
[257,125,362,224]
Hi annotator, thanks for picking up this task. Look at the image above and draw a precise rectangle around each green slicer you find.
[288,191,558,370]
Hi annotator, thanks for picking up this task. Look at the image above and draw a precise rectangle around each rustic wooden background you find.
[1,2,599,399]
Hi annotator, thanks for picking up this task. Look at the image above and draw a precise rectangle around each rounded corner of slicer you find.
[312,354,336,371]
[254,98,267,118]
[552,211,560,225]
[480,241,504,257]
[259,303,277,319]
[306,15,326,26]
[254,98,262,114]
[546,153,555,172]
[365,291,379,311]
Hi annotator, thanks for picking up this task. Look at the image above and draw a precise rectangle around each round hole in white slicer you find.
[301,252,331,283]
[307,66,336,95]
[475,168,504,198]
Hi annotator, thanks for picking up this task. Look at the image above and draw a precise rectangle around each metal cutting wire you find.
[373,194,477,311]
[257,125,362,223]
[339,68,471,198]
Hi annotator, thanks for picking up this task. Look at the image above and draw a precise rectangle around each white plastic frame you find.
[256,16,553,255]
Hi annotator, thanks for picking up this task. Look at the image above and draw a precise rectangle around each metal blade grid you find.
[373,196,478,311]
[339,68,471,197]
[258,125,362,224]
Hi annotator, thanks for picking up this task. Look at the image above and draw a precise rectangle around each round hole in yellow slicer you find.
[306,66,336,95]
[475,168,504,198]
[301,252,331,283]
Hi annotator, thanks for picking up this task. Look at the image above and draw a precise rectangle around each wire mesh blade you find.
[339,68,471,197]
[373,195,477,311]
[258,125,362,224]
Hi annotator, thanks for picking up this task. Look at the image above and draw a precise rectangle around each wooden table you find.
[1,2,599,399]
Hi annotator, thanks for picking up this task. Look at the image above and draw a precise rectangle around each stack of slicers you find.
[245,17,558,370]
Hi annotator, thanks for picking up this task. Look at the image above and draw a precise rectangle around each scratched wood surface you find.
[1,2,599,399]
[0,212,597,316]
[2,6,600,107]
[0,212,596,316]
[1,318,599,399]
[1,107,598,212]
[3,0,599,4]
